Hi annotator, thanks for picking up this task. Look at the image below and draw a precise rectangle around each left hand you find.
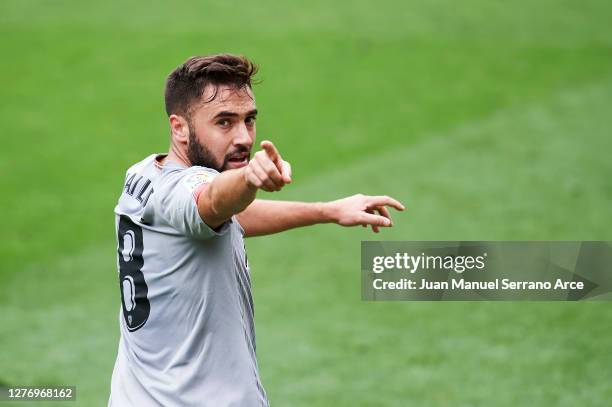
[324,194,405,233]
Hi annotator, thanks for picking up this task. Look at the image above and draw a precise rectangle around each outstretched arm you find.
[236,195,405,237]
[197,139,404,235]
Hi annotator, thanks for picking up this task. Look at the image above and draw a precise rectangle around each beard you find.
[186,121,250,172]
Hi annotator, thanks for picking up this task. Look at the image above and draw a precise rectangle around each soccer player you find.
[108,54,404,406]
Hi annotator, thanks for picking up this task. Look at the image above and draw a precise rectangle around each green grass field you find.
[1,1,611,405]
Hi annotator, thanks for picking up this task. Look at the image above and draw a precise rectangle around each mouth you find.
[226,151,250,169]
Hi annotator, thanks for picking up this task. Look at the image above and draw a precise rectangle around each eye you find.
[217,119,231,128]
[245,116,256,126]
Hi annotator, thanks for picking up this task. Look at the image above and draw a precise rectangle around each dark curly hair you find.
[164,54,258,118]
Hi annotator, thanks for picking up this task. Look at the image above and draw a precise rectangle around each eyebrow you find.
[213,109,258,119]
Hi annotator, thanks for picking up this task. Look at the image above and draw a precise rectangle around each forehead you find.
[194,85,256,118]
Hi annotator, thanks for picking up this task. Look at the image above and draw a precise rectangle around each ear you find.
[169,114,190,145]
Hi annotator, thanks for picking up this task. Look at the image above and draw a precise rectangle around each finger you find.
[366,209,379,233]
[281,160,292,184]
[376,206,392,224]
[245,168,263,189]
[371,209,386,232]
[251,160,279,192]
[360,213,392,227]
[367,195,405,211]
[260,140,283,171]
[259,155,284,188]
[252,155,283,190]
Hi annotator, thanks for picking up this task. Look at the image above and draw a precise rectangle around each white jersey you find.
[108,154,268,407]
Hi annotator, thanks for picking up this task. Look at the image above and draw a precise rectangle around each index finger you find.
[260,140,282,166]
[367,195,405,211]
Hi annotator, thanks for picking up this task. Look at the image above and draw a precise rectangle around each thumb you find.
[281,160,292,184]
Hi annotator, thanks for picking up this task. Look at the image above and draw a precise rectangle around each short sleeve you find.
[154,167,230,239]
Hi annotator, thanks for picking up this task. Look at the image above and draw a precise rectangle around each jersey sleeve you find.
[154,167,231,239]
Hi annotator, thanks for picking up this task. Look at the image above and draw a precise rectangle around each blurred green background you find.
[1,1,611,406]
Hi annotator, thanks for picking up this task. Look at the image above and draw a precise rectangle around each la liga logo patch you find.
[183,171,215,195]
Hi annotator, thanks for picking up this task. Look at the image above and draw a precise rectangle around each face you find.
[184,85,257,171]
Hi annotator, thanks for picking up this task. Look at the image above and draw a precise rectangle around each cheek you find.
[211,136,231,157]
[192,122,225,153]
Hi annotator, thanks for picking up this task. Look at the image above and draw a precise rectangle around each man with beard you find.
[109,54,404,407]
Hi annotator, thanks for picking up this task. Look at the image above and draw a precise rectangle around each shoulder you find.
[124,154,158,177]
[155,164,220,201]
[160,164,218,187]
[178,166,219,195]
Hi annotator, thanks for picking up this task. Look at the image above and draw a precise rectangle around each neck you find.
[165,143,191,167]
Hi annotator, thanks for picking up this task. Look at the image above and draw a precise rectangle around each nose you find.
[233,122,253,149]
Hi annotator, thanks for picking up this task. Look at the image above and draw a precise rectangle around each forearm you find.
[199,168,258,229]
[237,194,404,237]
[237,199,332,237]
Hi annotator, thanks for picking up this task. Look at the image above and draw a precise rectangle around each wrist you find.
[317,201,336,224]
